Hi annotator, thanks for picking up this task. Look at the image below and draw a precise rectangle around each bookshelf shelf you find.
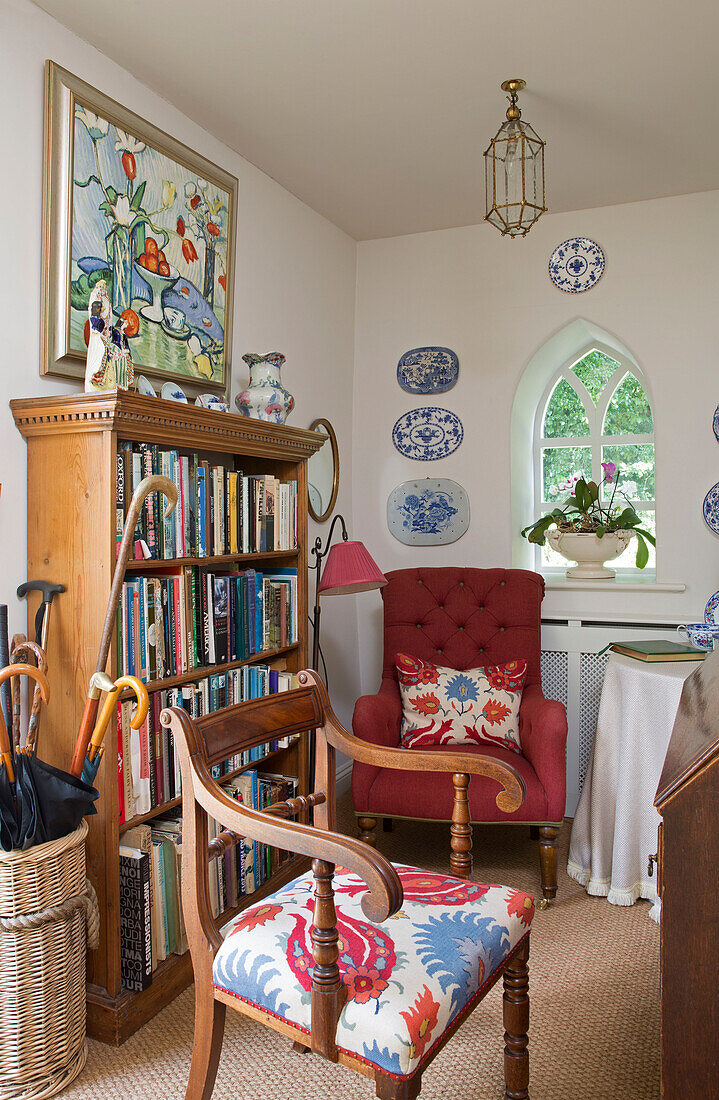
[119,740,297,833]
[127,549,300,571]
[120,643,300,697]
[12,392,323,1046]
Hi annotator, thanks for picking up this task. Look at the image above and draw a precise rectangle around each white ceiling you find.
[33,0,719,240]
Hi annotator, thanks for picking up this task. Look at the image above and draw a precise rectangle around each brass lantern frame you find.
[484,78,547,238]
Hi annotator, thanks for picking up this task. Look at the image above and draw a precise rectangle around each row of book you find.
[117,440,298,560]
[118,567,298,682]
[120,769,297,990]
[118,666,298,823]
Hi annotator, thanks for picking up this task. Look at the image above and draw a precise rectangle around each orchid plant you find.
[521,461,656,568]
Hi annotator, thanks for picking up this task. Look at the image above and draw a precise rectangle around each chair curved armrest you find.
[305,671,525,814]
[165,706,402,924]
[519,684,568,818]
[352,681,402,749]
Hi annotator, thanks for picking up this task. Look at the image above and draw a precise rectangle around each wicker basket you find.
[0,821,99,1099]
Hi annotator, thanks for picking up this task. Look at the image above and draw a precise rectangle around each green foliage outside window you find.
[571,350,620,403]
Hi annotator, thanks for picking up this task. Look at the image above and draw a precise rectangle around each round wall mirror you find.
[307,418,339,523]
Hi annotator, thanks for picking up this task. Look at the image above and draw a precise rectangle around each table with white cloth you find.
[567,651,702,922]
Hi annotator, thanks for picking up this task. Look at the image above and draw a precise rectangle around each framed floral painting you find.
[41,61,238,399]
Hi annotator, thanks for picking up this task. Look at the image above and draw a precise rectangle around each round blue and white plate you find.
[702,481,719,534]
[161,382,188,403]
[548,237,605,293]
[705,589,719,624]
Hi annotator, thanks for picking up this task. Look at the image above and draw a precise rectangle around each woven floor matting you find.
[64,796,660,1099]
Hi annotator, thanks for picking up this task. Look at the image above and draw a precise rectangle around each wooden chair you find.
[163,670,534,1100]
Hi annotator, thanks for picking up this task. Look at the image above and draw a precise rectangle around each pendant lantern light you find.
[484,78,546,238]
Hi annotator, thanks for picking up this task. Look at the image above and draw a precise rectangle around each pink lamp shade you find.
[318,540,387,596]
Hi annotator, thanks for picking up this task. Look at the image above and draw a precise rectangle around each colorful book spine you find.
[119,847,152,991]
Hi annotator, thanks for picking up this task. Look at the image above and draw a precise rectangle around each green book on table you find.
[610,640,705,662]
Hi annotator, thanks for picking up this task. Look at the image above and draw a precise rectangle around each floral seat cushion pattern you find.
[395,652,527,753]
[214,863,534,1079]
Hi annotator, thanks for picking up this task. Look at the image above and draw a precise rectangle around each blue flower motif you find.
[445,674,478,703]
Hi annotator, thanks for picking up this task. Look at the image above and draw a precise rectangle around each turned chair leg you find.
[450,772,473,879]
[503,938,530,1100]
[186,990,226,1100]
[538,825,560,906]
[358,816,377,847]
[375,1071,422,1099]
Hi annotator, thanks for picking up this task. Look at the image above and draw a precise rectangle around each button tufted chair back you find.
[380,567,544,690]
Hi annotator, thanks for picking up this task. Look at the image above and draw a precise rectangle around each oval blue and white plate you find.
[387,478,469,545]
[548,237,605,293]
[702,481,719,534]
[392,407,463,461]
[705,589,719,624]
[397,347,459,394]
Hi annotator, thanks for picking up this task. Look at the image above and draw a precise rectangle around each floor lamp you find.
[309,514,387,791]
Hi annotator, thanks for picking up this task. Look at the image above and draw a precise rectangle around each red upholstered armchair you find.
[352,567,568,905]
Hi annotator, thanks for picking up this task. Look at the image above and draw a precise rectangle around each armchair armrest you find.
[518,684,568,820]
[352,679,402,749]
[309,671,525,814]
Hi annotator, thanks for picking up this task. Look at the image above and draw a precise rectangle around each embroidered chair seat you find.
[214,863,534,1079]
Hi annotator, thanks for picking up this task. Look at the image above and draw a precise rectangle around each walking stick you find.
[0,665,50,783]
[69,475,177,777]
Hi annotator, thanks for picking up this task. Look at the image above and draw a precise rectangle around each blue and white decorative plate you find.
[548,238,605,293]
[705,589,719,624]
[136,375,156,397]
[387,478,469,545]
[702,481,719,534]
[397,347,459,394]
[713,405,719,443]
[392,407,463,461]
[161,382,188,403]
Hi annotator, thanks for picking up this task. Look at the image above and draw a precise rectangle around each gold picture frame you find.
[41,60,238,401]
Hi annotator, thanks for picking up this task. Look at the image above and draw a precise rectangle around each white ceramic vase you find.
[235,352,295,423]
[547,528,635,580]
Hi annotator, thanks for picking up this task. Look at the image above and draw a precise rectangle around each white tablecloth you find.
[567,652,701,921]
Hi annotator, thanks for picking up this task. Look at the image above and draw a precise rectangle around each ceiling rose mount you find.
[484,78,546,238]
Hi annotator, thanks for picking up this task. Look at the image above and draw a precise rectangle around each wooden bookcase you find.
[11,392,323,1044]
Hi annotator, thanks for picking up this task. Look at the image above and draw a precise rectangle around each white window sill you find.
[543,572,685,593]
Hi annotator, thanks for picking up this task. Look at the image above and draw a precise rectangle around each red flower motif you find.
[343,965,388,1005]
[182,238,199,263]
[176,216,186,237]
[484,660,527,694]
[410,692,440,716]
[232,903,282,933]
[218,274,227,291]
[207,221,220,237]
[190,194,202,209]
[399,986,439,1062]
[121,151,136,179]
[506,889,535,927]
[481,698,511,726]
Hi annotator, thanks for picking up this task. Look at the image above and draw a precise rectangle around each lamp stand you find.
[310,513,348,676]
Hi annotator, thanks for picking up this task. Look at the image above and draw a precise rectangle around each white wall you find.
[0,0,359,727]
[353,190,719,693]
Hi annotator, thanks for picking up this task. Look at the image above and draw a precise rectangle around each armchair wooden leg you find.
[375,1071,422,1099]
[538,825,559,906]
[450,772,473,879]
[358,816,378,847]
[186,990,226,1100]
[503,938,530,1100]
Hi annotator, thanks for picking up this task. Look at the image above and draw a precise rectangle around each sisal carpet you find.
[67,797,660,1099]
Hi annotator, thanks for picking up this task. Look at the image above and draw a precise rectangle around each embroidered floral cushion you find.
[395,652,527,753]
[214,863,533,1079]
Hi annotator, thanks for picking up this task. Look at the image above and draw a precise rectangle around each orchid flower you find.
[601,461,617,482]
[76,107,110,142]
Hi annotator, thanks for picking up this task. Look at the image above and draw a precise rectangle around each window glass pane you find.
[543,379,590,438]
[601,444,655,501]
[571,349,620,404]
[542,447,592,503]
[603,374,654,435]
[610,510,656,570]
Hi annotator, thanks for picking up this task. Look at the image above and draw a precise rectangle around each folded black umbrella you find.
[15,754,98,849]
[0,765,20,852]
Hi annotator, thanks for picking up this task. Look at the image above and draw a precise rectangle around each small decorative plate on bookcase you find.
[548,237,605,293]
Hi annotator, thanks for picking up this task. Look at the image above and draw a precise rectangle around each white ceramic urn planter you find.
[547,528,635,580]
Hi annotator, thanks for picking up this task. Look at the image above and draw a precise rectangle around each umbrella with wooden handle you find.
[80,675,149,785]
[10,639,48,755]
[0,665,50,851]
[69,475,177,778]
